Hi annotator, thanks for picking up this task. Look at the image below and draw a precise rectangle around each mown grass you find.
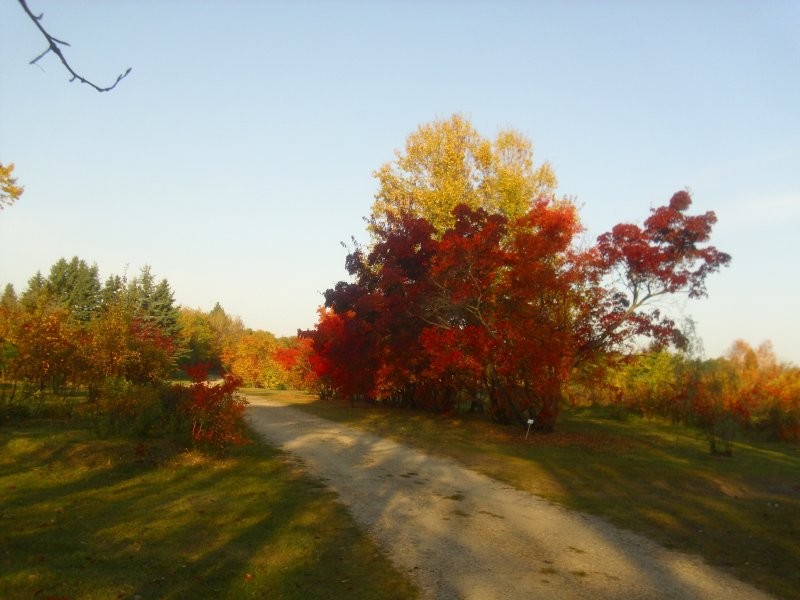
[248,389,800,600]
[0,418,418,600]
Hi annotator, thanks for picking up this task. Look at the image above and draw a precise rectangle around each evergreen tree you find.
[100,274,125,310]
[20,272,50,313]
[151,279,180,337]
[46,257,101,322]
[129,265,156,318]
[1,284,17,310]
[127,266,180,335]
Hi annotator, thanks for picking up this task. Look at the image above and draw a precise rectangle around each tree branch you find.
[18,0,131,92]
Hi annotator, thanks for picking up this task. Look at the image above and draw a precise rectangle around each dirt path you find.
[245,397,772,600]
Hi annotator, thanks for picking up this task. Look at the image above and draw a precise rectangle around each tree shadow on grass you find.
[522,435,800,600]
[0,421,416,599]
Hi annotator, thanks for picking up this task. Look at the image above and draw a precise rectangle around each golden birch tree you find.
[370,114,557,234]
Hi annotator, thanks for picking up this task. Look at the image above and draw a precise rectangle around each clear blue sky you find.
[1,1,798,363]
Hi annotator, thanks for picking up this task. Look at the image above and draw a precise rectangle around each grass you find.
[0,418,418,600]
[247,389,800,600]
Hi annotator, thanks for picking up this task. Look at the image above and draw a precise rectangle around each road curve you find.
[246,396,772,600]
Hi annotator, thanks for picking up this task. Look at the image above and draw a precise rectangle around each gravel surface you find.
[246,396,773,600]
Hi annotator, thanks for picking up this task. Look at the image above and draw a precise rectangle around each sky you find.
[1,1,798,364]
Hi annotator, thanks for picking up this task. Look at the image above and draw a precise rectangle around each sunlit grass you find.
[249,389,800,600]
[0,419,417,599]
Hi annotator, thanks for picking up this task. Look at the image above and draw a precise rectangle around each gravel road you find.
[246,396,773,600]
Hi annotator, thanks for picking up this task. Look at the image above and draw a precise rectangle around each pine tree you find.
[46,257,101,322]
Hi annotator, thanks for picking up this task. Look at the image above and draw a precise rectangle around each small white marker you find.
[525,418,534,439]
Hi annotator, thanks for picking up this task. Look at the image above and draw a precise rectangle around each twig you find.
[18,0,131,92]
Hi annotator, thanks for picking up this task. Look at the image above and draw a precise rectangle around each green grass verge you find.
[248,389,800,600]
[0,419,418,600]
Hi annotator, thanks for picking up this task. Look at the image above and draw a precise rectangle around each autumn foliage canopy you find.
[303,116,732,429]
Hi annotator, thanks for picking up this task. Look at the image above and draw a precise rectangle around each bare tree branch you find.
[18,0,131,92]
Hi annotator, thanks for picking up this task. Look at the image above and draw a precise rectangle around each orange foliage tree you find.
[272,336,318,391]
[587,340,799,444]
[223,329,281,388]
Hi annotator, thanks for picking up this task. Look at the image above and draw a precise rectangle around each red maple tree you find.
[305,191,730,430]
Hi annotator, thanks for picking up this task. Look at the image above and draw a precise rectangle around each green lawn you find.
[0,419,417,600]
[249,389,800,600]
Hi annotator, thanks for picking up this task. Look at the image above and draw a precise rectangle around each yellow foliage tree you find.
[370,114,558,234]
[225,330,282,388]
[178,307,222,367]
[1,162,24,210]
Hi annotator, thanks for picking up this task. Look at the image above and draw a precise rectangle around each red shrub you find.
[182,365,249,448]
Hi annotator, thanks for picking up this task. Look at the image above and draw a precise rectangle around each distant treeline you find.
[570,343,800,445]
[0,256,311,401]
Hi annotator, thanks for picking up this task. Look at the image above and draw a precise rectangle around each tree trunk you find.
[534,384,562,432]
[484,370,527,425]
